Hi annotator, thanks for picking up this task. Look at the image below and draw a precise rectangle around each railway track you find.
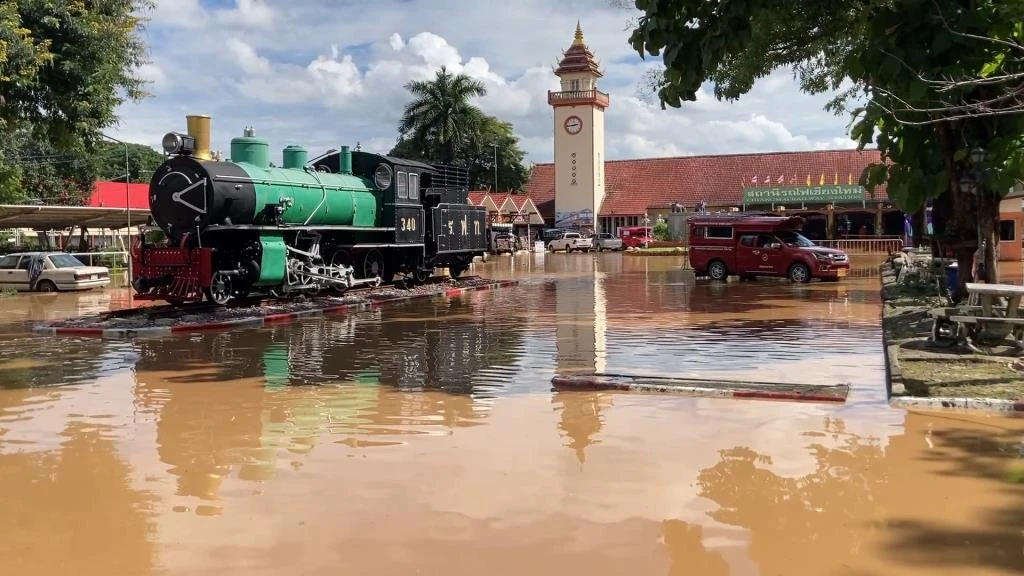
[111,275,480,320]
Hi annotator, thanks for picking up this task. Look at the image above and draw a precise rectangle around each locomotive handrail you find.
[214,174,355,192]
[304,167,330,226]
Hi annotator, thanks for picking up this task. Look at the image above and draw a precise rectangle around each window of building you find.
[1000,219,1016,241]
[408,173,419,199]
[705,226,734,239]
[397,171,408,199]
[570,79,580,91]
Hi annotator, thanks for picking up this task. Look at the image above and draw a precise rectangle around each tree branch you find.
[930,0,1024,54]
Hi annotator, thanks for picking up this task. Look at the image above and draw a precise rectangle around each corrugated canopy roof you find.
[0,205,150,230]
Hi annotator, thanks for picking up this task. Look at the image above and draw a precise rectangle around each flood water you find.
[1,252,1022,575]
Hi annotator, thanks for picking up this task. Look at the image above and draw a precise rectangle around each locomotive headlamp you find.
[373,164,393,190]
[162,131,196,156]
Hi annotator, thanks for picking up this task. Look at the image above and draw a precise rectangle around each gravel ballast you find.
[34,277,517,337]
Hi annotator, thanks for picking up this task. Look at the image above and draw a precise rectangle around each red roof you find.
[526,165,555,220]
[468,191,537,212]
[89,181,149,210]
[526,148,888,220]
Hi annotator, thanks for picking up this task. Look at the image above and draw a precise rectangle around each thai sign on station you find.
[742,185,868,205]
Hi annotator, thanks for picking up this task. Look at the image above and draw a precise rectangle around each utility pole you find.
[100,132,132,306]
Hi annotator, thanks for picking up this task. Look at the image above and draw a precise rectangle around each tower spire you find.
[555,20,603,79]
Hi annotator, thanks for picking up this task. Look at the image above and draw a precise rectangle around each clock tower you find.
[548,21,609,231]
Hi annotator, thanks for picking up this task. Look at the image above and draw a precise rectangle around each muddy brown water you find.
[1,252,1022,575]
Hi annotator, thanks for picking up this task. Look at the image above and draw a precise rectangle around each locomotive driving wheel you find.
[411,267,431,285]
[204,271,233,305]
[362,249,384,284]
[448,257,471,280]
[328,249,354,293]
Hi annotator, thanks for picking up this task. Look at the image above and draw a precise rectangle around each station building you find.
[470,23,906,242]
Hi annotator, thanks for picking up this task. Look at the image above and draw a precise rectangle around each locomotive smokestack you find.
[340,145,352,174]
[186,114,213,160]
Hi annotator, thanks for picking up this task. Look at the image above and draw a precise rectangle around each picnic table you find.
[929,282,1024,353]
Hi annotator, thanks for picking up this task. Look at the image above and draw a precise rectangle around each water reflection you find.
[0,287,147,331]
[534,253,884,388]
[0,336,135,390]
[0,419,158,574]
[3,253,1023,574]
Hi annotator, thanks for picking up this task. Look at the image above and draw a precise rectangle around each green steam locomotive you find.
[132,115,488,305]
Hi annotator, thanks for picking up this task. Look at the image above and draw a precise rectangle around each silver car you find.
[0,252,111,292]
[593,233,623,251]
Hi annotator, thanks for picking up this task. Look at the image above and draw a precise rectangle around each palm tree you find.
[398,66,487,164]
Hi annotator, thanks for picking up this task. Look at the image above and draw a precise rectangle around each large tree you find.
[0,0,154,204]
[461,116,531,193]
[627,0,1024,294]
[392,68,530,192]
[94,141,165,184]
[397,66,488,165]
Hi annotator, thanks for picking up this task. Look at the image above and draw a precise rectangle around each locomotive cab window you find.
[397,171,409,199]
[408,173,419,199]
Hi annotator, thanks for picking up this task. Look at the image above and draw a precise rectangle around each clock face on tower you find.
[564,115,583,135]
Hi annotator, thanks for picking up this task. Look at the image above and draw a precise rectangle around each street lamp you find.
[491,143,499,192]
[970,146,987,165]
[958,145,988,196]
[100,132,132,302]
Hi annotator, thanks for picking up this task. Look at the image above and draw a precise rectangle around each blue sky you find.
[112,0,862,165]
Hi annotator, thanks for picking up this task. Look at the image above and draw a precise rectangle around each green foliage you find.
[653,219,669,241]
[0,0,154,204]
[391,67,530,192]
[398,66,487,164]
[0,129,95,204]
[628,1,866,110]
[94,141,164,183]
[0,132,161,205]
[460,116,530,192]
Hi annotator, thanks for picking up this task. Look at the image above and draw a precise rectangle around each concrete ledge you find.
[551,372,849,404]
[33,279,519,339]
[890,396,1024,413]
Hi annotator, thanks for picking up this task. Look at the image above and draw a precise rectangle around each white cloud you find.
[135,63,167,89]
[113,1,864,165]
[226,39,271,76]
[214,0,275,29]
[388,33,405,52]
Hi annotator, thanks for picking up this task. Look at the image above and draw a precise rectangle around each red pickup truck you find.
[688,214,850,283]
[618,226,654,249]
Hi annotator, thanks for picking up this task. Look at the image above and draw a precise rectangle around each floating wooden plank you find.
[551,372,849,404]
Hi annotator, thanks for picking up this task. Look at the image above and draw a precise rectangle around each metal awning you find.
[0,205,150,230]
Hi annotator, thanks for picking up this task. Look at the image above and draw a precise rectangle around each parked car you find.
[542,228,568,243]
[687,214,850,283]
[0,252,111,292]
[593,233,623,251]
[547,231,593,253]
[489,231,518,254]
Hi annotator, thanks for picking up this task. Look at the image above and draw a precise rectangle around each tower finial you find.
[574,20,584,45]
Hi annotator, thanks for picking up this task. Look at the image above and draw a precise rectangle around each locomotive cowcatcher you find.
[131,114,488,305]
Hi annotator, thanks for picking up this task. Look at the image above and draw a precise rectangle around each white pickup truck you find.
[547,231,593,253]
